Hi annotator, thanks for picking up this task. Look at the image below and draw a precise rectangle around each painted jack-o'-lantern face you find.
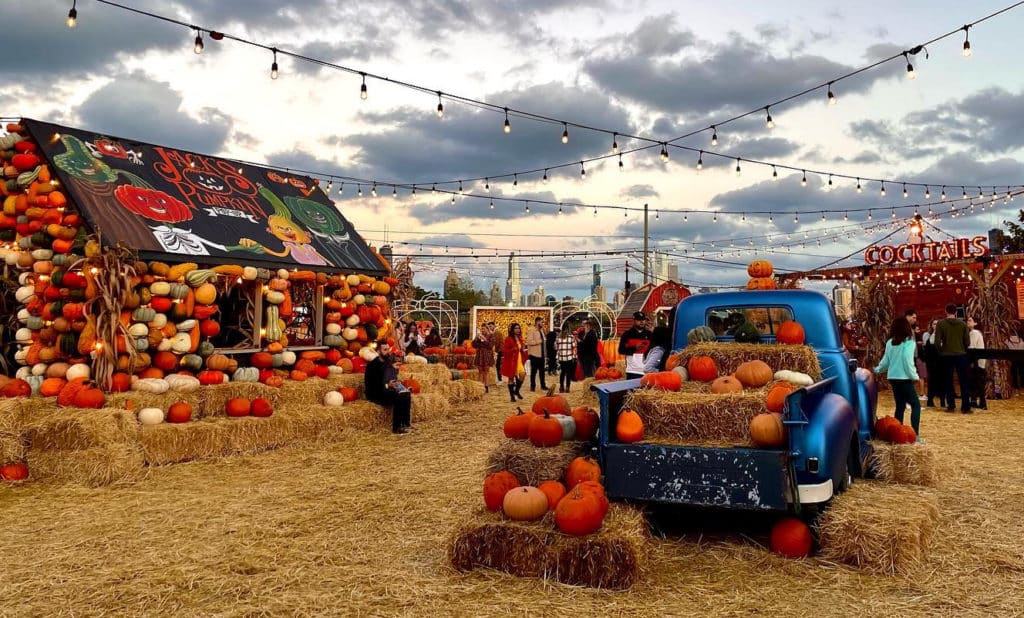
[267,215,311,244]
[266,171,287,184]
[93,139,128,159]
[287,177,308,189]
[114,185,193,223]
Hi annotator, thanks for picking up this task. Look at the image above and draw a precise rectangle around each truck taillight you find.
[806,457,819,474]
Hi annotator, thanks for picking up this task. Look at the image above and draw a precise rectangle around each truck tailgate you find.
[602,443,790,510]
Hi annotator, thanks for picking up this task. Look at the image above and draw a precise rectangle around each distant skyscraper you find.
[488,281,503,305]
[833,285,854,319]
[505,253,522,305]
[591,264,602,296]
[612,290,626,309]
[526,286,545,306]
[593,284,607,303]
[667,263,679,282]
[443,268,460,297]
[379,244,393,268]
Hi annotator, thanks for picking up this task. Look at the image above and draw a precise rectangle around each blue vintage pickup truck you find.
[593,289,879,512]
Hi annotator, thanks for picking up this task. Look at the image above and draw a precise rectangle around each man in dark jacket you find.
[364,343,412,433]
[546,327,559,375]
[577,320,600,378]
[934,303,972,414]
[619,311,652,379]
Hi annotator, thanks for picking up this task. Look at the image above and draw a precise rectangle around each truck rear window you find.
[707,307,795,337]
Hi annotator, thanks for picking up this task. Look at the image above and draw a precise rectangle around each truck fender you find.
[796,392,856,495]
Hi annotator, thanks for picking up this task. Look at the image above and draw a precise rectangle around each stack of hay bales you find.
[817,481,940,574]
[486,439,584,486]
[668,342,822,379]
[869,442,939,487]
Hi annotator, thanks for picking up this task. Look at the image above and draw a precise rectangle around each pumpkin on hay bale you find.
[624,387,776,445]
[486,439,585,486]
[869,441,939,487]
[816,481,939,575]
[669,342,821,381]
[197,382,282,419]
[448,504,648,589]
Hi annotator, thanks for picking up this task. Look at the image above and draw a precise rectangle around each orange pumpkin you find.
[72,386,106,409]
[251,352,274,369]
[57,377,89,407]
[875,416,902,442]
[167,401,193,423]
[747,260,774,278]
[483,470,520,512]
[766,382,797,413]
[770,517,813,558]
[571,406,600,441]
[687,356,718,382]
[746,277,777,290]
[338,386,359,402]
[109,372,132,393]
[750,413,786,447]
[225,397,251,417]
[554,485,606,536]
[198,370,225,385]
[528,411,563,447]
[531,388,570,416]
[640,371,682,391]
[290,370,308,382]
[710,375,743,394]
[39,377,67,397]
[538,480,568,510]
[401,379,421,394]
[734,360,773,388]
[565,456,601,489]
[139,367,165,379]
[503,407,536,439]
[776,321,806,345]
[251,397,273,417]
[616,409,644,443]
[892,424,917,444]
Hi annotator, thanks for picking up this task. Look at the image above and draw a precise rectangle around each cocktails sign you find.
[864,236,988,265]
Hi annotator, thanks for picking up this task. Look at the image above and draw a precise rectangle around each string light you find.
[827,174,833,190]
[561,123,569,144]
[710,126,719,146]
[558,204,563,215]
[611,133,619,154]
[360,72,368,99]
[844,211,849,221]
[338,182,344,195]
[941,186,947,199]
[734,158,741,176]
[524,202,530,213]
[924,185,931,198]
[436,92,444,118]
[962,186,968,199]
[659,143,669,162]
[696,151,703,172]
[772,166,778,181]
[904,52,916,80]
[67,0,77,28]
[801,170,807,187]
[902,183,909,198]
[431,183,437,193]
[513,174,518,187]
[827,82,837,106]
[880,182,886,197]
[489,200,494,209]
[270,48,279,80]
[765,107,774,129]
[503,107,511,133]
[856,178,863,193]
[193,29,204,54]
[357,185,363,197]
[963,25,972,57]
[371,182,378,197]
[542,169,549,183]
[580,161,586,177]
[618,153,624,170]
[392,186,398,198]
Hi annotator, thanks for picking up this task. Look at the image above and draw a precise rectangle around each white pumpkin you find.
[277,269,290,280]
[31,363,48,376]
[280,350,296,366]
[342,327,359,341]
[170,332,192,353]
[18,271,33,285]
[345,314,360,327]
[150,281,171,296]
[149,314,168,329]
[774,370,814,387]
[132,378,170,394]
[15,285,36,303]
[176,319,197,332]
[325,323,342,335]
[128,323,149,338]
[323,391,345,406]
[15,327,33,343]
[353,294,366,306]
[66,363,91,382]
[137,407,165,425]
[17,308,31,324]
[672,366,689,381]
[165,374,201,392]
[346,274,361,287]
[14,348,27,364]
[265,290,285,305]
[15,366,31,380]
[556,414,576,440]
[157,338,174,352]
[232,367,260,382]
[242,266,259,280]
[4,251,21,266]
[404,354,428,365]
[327,365,344,376]
[31,249,53,261]
[359,347,378,362]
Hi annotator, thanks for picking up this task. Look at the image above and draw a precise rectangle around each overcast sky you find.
[4,0,1023,298]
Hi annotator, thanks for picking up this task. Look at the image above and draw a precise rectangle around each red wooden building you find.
[615,281,691,336]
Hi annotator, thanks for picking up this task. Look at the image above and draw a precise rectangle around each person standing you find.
[423,322,443,348]
[492,322,504,384]
[526,317,549,392]
[905,308,925,398]
[364,343,412,434]
[874,316,922,436]
[967,316,987,410]
[501,323,528,402]
[546,327,559,377]
[1006,326,1024,389]
[642,326,673,374]
[555,327,577,393]
[403,322,423,356]
[577,319,600,378]
[473,322,496,394]
[921,318,944,408]
[934,303,972,414]
[619,311,653,379]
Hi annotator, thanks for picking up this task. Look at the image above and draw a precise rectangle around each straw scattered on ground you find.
[450,504,648,589]
[1,390,1024,615]
[869,440,940,487]
[485,439,585,486]
[817,481,940,575]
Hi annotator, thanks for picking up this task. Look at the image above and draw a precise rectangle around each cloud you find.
[584,24,900,119]
[404,188,583,223]
[0,1,182,78]
[289,37,394,75]
[74,72,232,154]
[621,184,659,198]
[344,82,635,181]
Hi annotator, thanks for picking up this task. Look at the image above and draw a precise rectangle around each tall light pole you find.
[643,203,650,284]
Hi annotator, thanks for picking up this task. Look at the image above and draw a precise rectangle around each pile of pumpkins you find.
[502,389,600,446]
[483,456,610,536]
[745,259,778,290]
[874,416,917,444]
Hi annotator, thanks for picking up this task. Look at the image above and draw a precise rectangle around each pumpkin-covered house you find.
[1,118,396,396]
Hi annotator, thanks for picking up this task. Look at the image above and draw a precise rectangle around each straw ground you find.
[1,387,1023,615]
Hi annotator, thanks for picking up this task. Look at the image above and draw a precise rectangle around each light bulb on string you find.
[904,53,916,80]
[941,186,946,200]
[410,185,415,195]
[710,126,718,146]
[67,0,77,27]
[618,153,624,171]
[772,166,778,181]
[765,107,774,130]
[270,48,279,79]
[828,174,834,190]
[357,185,363,198]
[696,151,703,172]
[611,133,619,154]
[769,212,774,223]
[880,182,886,197]
[458,180,463,194]
[868,211,873,220]
[359,73,368,99]
[821,212,826,222]
[903,184,908,198]
[924,186,931,199]
[431,183,436,194]
[561,123,569,144]
[844,211,848,221]
[513,174,518,187]
[436,92,444,118]
[501,107,511,133]
[193,29,204,54]
[392,186,397,198]
[558,204,563,215]
[524,201,530,213]
[489,200,494,209]
[891,208,896,218]
[962,186,968,199]
[371,183,377,197]
[734,158,741,177]
[542,169,549,183]
[827,82,837,106]
[801,170,807,187]
[713,212,718,222]
[856,178,862,193]
[659,143,669,162]
[338,182,344,195]
[962,25,972,57]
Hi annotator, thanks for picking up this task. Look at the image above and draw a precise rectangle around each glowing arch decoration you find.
[551,296,617,340]
[392,292,459,346]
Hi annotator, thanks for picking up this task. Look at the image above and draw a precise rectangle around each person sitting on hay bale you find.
[364,343,412,434]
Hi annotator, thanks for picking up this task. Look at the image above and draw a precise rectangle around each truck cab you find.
[594,290,878,512]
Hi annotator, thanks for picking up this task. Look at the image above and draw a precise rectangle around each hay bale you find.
[670,343,822,380]
[486,439,584,486]
[449,504,648,589]
[817,481,939,574]
[869,441,939,487]
[411,393,451,422]
[399,363,452,388]
[24,407,140,452]
[107,391,203,416]
[1,430,26,463]
[139,420,229,465]
[625,389,767,443]
[279,376,363,406]
[0,398,32,432]
[27,442,146,487]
